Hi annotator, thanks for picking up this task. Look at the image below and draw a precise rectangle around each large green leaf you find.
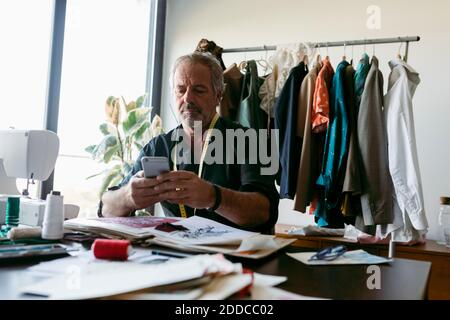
[105,97,120,125]
[106,96,116,106]
[99,170,121,196]
[85,145,97,155]
[134,141,143,151]
[103,144,120,163]
[109,174,124,189]
[110,154,122,162]
[122,107,151,137]
[125,101,137,113]
[122,110,137,134]
[136,94,147,108]
[98,164,122,196]
[134,121,150,142]
[99,123,117,136]
[92,134,118,159]
[143,114,164,142]
[86,168,111,180]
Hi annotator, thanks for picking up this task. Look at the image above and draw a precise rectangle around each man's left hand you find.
[154,170,215,209]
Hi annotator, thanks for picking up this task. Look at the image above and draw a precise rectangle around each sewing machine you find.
[0,129,59,192]
[0,130,67,226]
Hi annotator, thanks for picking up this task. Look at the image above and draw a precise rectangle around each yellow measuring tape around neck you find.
[173,113,220,218]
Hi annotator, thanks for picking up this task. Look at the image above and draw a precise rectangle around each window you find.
[53,0,152,217]
[0,0,53,130]
[0,0,53,197]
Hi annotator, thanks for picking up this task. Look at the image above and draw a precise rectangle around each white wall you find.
[161,0,450,241]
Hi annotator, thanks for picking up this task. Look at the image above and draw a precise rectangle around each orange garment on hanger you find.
[311,59,334,133]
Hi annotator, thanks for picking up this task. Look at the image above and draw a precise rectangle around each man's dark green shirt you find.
[116,117,279,233]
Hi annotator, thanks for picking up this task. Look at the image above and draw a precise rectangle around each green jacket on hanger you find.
[237,60,267,130]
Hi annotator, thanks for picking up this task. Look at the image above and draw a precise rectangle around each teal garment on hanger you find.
[354,53,370,109]
[237,60,267,130]
[315,60,351,227]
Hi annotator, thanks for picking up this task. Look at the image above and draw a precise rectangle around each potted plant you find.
[85,94,163,197]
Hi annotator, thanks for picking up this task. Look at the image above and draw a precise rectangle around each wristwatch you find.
[207,184,222,212]
[97,186,120,217]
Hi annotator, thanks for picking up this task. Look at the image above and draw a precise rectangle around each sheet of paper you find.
[27,247,169,277]
[64,216,180,239]
[199,273,253,300]
[108,289,205,300]
[65,215,257,245]
[106,274,252,300]
[287,249,393,265]
[250,285,326,300]
[253,272,287,287]
[150,237,296,259]
[21,253,238,299]
[236,234,279,252]
[287,225,345,237]
[106,277,213,300]
[228,238,296,259]
[150,216,257,245]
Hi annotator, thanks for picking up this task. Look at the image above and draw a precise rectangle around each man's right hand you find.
[125,170,163,210]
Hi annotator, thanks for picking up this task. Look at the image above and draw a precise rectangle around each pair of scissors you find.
[308,245,347,261]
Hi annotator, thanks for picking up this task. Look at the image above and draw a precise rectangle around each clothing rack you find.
[222,36,420,62]
[224,35,421,256]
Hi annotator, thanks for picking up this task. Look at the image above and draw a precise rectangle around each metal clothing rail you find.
[222,36,420,60]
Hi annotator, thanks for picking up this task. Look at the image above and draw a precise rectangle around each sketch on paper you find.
[147,216,258,245]
[175,226,230,240]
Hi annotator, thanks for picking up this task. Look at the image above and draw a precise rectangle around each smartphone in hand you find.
[140,156,170,178]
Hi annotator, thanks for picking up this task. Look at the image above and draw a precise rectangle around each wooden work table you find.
[275,224,450,300]
[1,245,431,300]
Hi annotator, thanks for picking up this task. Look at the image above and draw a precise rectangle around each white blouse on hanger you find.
[382,58,428,242]
[269,42,317,97]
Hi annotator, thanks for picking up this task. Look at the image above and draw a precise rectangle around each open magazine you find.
[64,215,295,259]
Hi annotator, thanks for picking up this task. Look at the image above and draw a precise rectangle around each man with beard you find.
[100,52,279,233]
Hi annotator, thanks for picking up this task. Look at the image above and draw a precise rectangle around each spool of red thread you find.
[92,239,131,260]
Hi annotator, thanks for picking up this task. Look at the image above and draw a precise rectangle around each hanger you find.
[238,60,247,71]
[238,51,248,72]
[316,53,322,66]
[342,42,347,61]
[315,43,322,66]
[259,46,273,74]
[256,58,271,75]
[325,42,330,60]
[302,54,309,66]
[397,41,404,60]
[350,44,354,65]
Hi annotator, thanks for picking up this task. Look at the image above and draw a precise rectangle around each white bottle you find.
[42,191,64,240]
[439,197,450,247]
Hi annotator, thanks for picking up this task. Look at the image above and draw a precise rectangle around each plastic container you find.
[438,197,450,247]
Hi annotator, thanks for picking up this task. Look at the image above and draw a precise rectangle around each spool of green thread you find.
[5,196,20,227]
